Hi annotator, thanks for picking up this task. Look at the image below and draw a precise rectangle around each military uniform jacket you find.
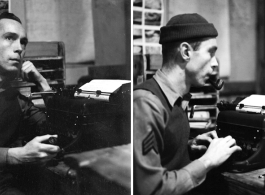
[133,70,207,195]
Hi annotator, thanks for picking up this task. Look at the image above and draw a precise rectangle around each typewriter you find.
[216,95,265,172]
[36,81,131,156]
[29,81,131,194]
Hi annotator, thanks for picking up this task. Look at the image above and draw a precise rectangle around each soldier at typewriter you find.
[134,13,242,195]
[0,12,60,194]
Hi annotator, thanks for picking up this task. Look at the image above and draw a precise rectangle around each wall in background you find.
[88,0,131,81]
[92,0,131,66]
[24,0,94,64]
[10,0,131,85]
[229,0,257,82]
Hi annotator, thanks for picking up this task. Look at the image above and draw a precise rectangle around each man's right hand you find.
[198,135,242,171]
[7,135,60,166]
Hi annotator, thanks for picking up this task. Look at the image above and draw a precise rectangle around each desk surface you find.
[222,168,265,195]
[43,144,131,195]
[64,144,131,195]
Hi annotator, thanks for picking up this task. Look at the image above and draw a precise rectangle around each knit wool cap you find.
[159,13,218,44]
[0,11,21,24]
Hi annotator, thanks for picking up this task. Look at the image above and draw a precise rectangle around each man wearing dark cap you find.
[0,12,60,194]
[134,13,241,195]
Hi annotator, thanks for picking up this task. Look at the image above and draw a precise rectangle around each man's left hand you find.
[188,130,218,152]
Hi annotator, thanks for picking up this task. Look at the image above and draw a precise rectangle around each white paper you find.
[79,79,130,94]
[74,79,130,101]
[236,94,265,113]
[74,91,111,101]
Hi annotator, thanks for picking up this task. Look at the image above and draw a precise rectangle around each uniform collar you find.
[153,69,191,110]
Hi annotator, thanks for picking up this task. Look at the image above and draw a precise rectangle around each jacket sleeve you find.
[19,94,46,128]
[15,94,47,145]
[0,94,46,168]
[0,148,8,167]
[133,90,208,195]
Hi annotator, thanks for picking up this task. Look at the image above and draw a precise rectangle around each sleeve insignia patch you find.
[142,130,158,155]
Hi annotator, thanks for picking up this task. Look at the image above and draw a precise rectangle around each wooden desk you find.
[221,169,265,195]
[41,144,131,195]
[64,144,131,195]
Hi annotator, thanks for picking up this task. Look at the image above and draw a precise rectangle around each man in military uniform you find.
[0,12,60,194]
[134,13,241,195]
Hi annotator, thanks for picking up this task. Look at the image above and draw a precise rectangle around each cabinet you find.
[133,0,164,54]
[133,0,164,84]
[10,42,66,102]
[188,81,219,138]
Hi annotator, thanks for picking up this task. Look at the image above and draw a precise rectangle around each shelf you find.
[190,99,217,106]
[191,94,217,99]
[188,105,217,111]
[189,121,216,130]
[188,118,213,122]
[190,85,217,93]
[24,56,63,61]
[134,25,161,30]
[11,80,35,87]
[143,42,161,46]
[38,68,64,73]
[188,76,220,135]
[133,7,163,13]
[10,80,62,88]
[133,0,164,56]
[133,7,144,11]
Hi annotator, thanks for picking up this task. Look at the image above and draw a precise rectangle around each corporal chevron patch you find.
[142,130,158,155]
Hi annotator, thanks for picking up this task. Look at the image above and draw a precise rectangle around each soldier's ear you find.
[180,42,192,61]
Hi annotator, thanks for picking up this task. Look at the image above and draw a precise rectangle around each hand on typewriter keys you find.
[7,135,60,166]
[188,130,218,151]
[198,135,242,171]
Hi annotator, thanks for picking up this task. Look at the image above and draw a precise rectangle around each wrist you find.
[7,148,22,165]
[36,77,51,91]
[198,156,213,172]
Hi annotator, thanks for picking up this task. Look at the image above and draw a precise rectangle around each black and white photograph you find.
[1,0,265,195]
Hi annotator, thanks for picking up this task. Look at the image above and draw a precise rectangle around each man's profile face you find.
[186,38,218,87]
[0,19,27,81]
